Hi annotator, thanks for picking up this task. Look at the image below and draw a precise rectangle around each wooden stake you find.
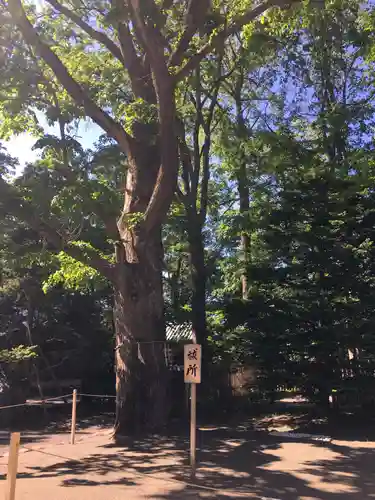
[190,383,197,479]
[70,389,77,444]
[5,432,20,500]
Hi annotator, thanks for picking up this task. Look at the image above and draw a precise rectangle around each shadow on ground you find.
[0,401,114,449]
[10,419,375,499]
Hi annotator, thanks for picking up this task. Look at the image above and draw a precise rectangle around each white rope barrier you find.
[0,392,116,411]
[0,394,72,411]
[79,393,116,398]
[42,394,73,402]
[0,402,30,411]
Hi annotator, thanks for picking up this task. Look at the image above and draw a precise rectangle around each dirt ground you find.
[1,410,375,499]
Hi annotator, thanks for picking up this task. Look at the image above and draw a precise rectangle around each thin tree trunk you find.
[236,98,250,300]
[187,215,206,346]
[238,161,250,300]
[170,256,182,314]
[23,313,45,408]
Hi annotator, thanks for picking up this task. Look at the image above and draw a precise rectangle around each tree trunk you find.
[170,256,182,315]
[114,142,169,436]
[238,161,250,300]
[113,227,168,435]
[187,215,207,346]
[236,97,250,300]
[24,305,45,404]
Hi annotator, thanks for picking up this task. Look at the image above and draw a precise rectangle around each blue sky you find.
[4,0,104,173]
[5,116,102,174]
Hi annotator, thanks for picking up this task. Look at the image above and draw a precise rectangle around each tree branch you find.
[174,0,297,82]
[192,68,202,203]
[175,184,187,205]
[33,75,121,240]
[169,0,211,68]
[46,0,155,101]
[128,0,167,71]
[199,54,222,223]
[178,136,193,197]
[8,0,132,156]
[116,20,156,102]
[128,0,170,56]
[0,176,114,281]
[45,0,125,64]
[142,86,179,232]
[129,0,179,232]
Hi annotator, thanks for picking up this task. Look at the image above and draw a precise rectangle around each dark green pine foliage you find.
[227,173,375,402]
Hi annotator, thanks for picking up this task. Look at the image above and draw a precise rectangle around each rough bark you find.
[114,144,169,435]
[113,228,167,434]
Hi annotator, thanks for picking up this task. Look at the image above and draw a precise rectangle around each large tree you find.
[0,0,299,433]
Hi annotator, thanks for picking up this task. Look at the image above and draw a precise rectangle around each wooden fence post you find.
[5,432,21,500]
[70,389,77,444]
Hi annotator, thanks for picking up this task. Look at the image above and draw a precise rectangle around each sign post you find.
[184,342,202,479]
[190,383,196,475]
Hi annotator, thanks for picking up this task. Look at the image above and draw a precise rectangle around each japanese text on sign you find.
[184,344,202,384]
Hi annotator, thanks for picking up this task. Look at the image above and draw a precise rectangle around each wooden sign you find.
[184,344,202,384]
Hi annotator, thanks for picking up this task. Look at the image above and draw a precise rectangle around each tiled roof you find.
[165,323,192,343]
